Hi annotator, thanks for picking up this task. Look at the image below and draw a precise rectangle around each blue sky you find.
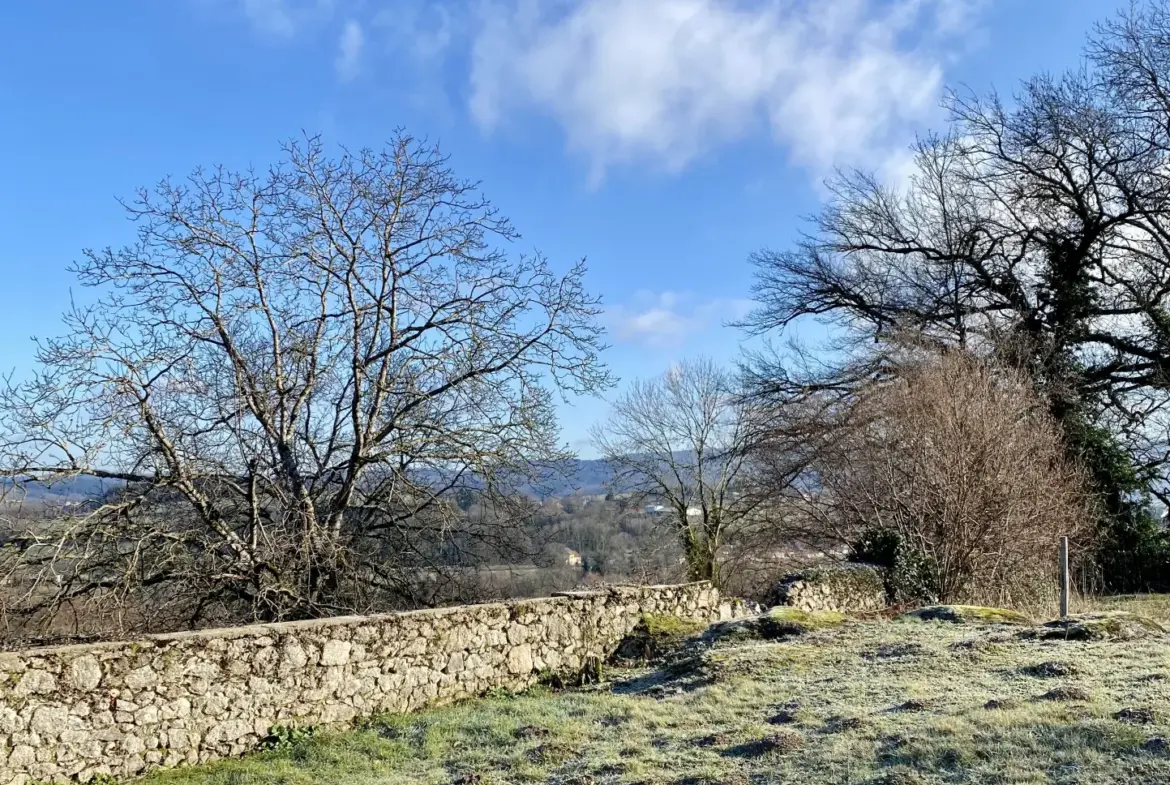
[0,0,1131,456]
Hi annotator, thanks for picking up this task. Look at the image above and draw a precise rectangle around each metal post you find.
[1059,536,1070,619]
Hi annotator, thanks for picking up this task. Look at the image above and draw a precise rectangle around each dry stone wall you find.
[770,564,888,613]
[0,583,748,784]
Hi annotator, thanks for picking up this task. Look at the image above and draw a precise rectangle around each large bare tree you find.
[0,133,612,635]
[591,358,758,586]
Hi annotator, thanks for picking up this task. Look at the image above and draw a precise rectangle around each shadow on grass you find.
[610,655,719,697]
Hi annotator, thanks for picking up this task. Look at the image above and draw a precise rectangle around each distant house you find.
[685,506,703,517]
[643,504,667,515]
[563,548,584,567]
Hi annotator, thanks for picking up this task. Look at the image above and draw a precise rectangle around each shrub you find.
[259,724,318,751]
[762,345,1094,608]
[849,528,939,605]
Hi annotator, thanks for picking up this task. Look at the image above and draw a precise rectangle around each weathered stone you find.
[124,666,158,691]
[7,746,34,768]
[201,694,229,716]
[77,765,112,783]
[205,719,252,746]
[29,706,68,736]
[320,641,351,667]
[0,708,23,735]
[68,657,103,691]
[507,645,535,675]
[163,729,191,750]
[122,735,146,755]
[13,670,56,697]
[135,706,160,726]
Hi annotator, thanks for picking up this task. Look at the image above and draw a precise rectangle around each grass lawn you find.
[143,599,1170,785]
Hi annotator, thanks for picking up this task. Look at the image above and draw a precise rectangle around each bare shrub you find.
[756,342,1094,608]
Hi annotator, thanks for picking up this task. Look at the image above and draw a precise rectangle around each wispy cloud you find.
[470,0,984,182]
[605,291,752,348]
[373,3,459,64]
[235,0,337,37]
[336,19,364,81]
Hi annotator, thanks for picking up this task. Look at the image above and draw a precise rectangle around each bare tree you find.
[753,340,1094,607]
[590,358,758,586]
[0,133,612,635]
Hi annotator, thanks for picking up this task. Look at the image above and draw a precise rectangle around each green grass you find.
[640,614,706,638]
[764,607,849,628]
[143,599,1170,785]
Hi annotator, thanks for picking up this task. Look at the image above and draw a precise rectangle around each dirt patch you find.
[1022,661,1079,678]
[1038,686,1092,702]
[1028,612,1166,642]
[893,699,933,713]
[862,642,929,661]
[823,715,865,733]
[610,648,762,698]
[673,775,750,785]
[1116,707,1159,724]
[692,731,736,748]
[721,730,805,758]
[766,709,800,725]
[868,770,927,785]
[525,741,579,765]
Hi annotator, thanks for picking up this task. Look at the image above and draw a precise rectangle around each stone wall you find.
[0,583,748,784]
[770,564,887,613]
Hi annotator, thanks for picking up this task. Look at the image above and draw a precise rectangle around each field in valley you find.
[143,597,1170,785]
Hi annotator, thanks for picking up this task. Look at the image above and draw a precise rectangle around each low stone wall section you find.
[0,583,749,784]
[770,563,888,613]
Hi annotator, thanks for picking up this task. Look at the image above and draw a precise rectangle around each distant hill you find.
[0,455,692,502]
[0,452,721,503]
[0,460,619,504]
[0,475,124,502]
[524,458,616,497]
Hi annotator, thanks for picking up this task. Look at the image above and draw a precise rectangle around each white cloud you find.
[336,19,365,81]
[605,291,753,348]
[470,0,983,181]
